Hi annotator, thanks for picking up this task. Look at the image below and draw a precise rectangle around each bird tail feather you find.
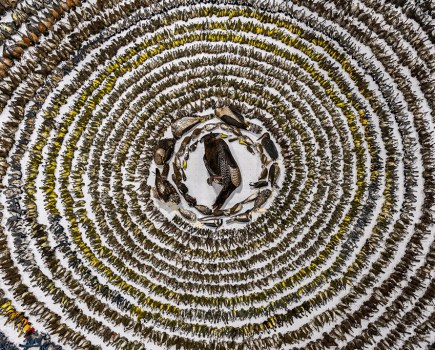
[213,183,236,210]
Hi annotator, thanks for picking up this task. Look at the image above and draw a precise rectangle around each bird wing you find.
[228,105,245,122]
[203,139,221,176]
[221,143,241,187]
[203,154,218,177]
[155,174,168,200]
[263,138,279,160]
[221,115,245,129]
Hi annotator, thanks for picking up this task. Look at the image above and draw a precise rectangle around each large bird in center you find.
[201,133,241,210]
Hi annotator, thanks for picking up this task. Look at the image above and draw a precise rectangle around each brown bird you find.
[153,138,175,165]
[215,105,248,129]
[154,168,180,204]
[171,115,204,139]
[201,133,241,210]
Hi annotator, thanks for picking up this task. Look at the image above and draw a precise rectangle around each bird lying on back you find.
[201,133,241,210]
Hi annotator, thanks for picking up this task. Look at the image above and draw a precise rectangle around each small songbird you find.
[154,168,180,204]
[258,133,278,160]
[250,180,268,188]
[200,218,223,228]
[215,105,248,129]
[269,162,280,187]
[201,133,242,210]
[179,208,197,222]
[226,211,252,224]
[253,189,272,210]
[154,138,175,165]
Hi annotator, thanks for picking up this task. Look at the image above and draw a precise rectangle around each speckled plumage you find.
[202,133,241,210]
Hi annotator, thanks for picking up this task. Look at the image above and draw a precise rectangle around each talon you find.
[208,176,223,185]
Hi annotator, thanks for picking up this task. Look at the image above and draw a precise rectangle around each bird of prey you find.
[201,133,242,210]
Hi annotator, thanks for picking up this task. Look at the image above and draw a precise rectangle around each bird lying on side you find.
[258,132,278,160]
[154,168,180,205]
[215,105,262,133]
[215,105,248,129]
[201,133,241,210]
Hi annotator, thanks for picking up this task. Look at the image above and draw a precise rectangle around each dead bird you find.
[259,166,268,180]
[239,135,255,146]
[261,153,271,166]
[228,202,243,215]
[269,162,280,187]
[189,140,199,152]
[162,163,170,178]
[171,115,204,139]
[258,132,278,160]
[194,204,212,215]
[205,123,219,131]
[178,135,192,154]
[250,180,269,189]
[183,193,197,207]
[212,209,226,216]
[215,105,248,130]
[201,133,242,210]
[154,138,175,165]
[179,208,197,222]
[246,145,256,155]
[253,189,272,210]
[154,168,180,204]
[200,218,223,228]
[173,179,188,194]
[226,211,252,224]
[242,191,259,204]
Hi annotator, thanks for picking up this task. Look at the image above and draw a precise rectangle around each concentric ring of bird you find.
[147,107,283,230]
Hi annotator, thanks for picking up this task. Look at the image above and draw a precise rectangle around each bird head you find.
[200,133,219,143]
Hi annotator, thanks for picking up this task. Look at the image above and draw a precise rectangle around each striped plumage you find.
[201,133,241,210]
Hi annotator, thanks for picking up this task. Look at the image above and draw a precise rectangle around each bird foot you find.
[207,176,223,185]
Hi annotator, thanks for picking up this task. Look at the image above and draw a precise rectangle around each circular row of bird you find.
[0,1,433,350]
